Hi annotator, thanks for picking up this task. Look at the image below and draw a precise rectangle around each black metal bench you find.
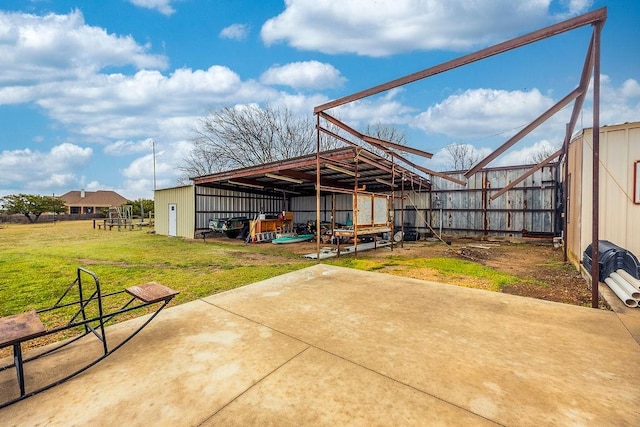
[0,268,178,409]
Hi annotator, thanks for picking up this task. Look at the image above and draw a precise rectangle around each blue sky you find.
[1,0,638,200]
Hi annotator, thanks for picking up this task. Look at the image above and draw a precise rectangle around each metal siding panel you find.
[178,186,195,238]
[430,163,559,237]
[626,127,640,257]
[154,186,195,238]
[194,186,285,232]
[599,125,640,256]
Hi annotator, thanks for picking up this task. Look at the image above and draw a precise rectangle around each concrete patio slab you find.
[1,264,638,426]
[205,347,497,426]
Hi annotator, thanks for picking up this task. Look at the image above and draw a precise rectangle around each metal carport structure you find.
[313,8,606,307]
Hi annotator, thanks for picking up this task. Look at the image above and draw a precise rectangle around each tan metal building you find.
[566,121,640,265]
[154,185,195,238]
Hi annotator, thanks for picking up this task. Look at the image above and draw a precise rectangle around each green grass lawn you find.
[0,220,313,316]
[0,220,531,319]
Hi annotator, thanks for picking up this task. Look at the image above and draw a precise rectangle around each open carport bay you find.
[1,264,638,426]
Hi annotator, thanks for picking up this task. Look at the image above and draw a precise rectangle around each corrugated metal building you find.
[195,186,286,231]
[154,185,195,238]
[154,164,560,240]
[566,121,640,266]
[428,164,559,238]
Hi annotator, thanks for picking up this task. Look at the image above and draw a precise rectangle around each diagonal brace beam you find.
[490,148,564,200]
[362,135,433,159]
[465,87,582,178]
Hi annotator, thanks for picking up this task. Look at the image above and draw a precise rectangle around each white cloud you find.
[39,173,79,189]
[621,79,640,98]
[554,0,593,18]
[577,75,640,129]
[0,10,167,89]
[269,93,331,117]
[121,142,183,197]
[0,143,92,192]
[414,88,555,139]
[329,88,416,128]
[28,66,271,141]
[122,154,156,180]
[496,139,562,166]
[260,61,346,90]
[261,0,558,57]
[84,181,104,191]
[104,139,154,156]
[220,24,250,41]
[128,0,177,16]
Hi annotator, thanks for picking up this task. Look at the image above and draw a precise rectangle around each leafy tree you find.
[127,199,154,217]
[1,194,66,223]
[179,104,341,181]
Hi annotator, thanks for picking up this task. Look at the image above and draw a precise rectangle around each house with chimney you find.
[59,190,129,215]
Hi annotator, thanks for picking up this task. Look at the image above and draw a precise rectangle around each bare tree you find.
[179,104,340,180]
[365,122,407,145]
[362,122,408,158]
[531,145,558,164]
[444,143,480,170]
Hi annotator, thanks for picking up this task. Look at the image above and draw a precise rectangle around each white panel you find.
[373,196,388,225]
[356,194,373,226]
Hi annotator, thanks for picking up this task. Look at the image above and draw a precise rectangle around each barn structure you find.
[155,147,431,240]
[565,121,640,266]
[154,145,560,241]
[156,7,610,304]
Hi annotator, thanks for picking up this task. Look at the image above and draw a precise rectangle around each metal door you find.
[168,203,177,236]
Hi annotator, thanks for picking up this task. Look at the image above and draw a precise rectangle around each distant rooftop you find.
[59,190,129,207]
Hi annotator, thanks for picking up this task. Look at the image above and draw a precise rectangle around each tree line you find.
[178,104,555,180]
[0,194,154,223]
[178,104,408,181]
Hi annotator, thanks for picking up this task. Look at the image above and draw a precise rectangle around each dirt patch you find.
[287,238,605,308]
[202,235,606,308]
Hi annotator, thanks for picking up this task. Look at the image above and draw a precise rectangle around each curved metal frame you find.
[0,268,178,409]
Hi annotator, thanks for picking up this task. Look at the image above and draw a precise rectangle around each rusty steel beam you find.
[362,135,433,159]
[320,156,357,170]
[489,148,563,200]
[319,113,466,185]
[318,125,358,148]
[364,138,465,185]
[465,87,582,178]
[318,126,426,189]
[398,156,467,186]
[562,124,571,263]
[565,32,595,141]
[314,8,606,113]
[559,32,594,262]
[591,21,603,309]
[319,111,364,139]
[318,116,420,185]
[356,154,394,175]
[316,113,321,260]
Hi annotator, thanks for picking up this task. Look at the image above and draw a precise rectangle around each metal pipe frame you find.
[313,8,606,310]
[0,268,178,409]
[314,8,606,113]
[591,21,603,308]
